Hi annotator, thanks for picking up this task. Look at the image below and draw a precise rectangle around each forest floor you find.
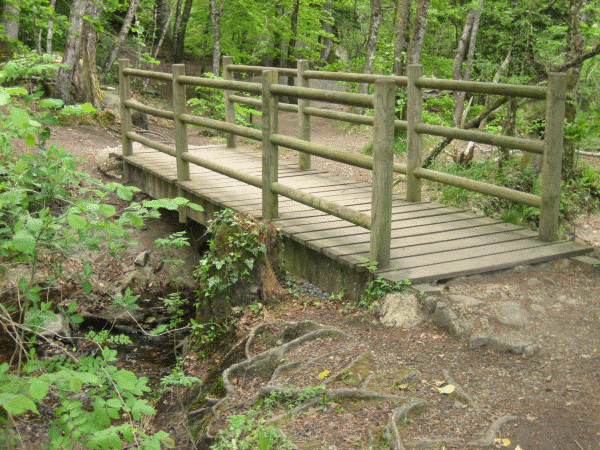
[17,99,597,450]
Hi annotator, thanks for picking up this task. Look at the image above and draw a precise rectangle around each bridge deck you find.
[124,144,591,284]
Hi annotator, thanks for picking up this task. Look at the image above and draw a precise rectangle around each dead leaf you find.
[438,384,456,394]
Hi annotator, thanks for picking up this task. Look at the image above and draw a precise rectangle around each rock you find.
[420,295,439,314]
[41,314,70,339]
[432,302,471,338]
[494,301,530,328]
[377,293,423,329]
[132,110,149,129]
[411,284,442,296]
[448,294,483,308]
[469,332,539,356]
[134,251,149,267]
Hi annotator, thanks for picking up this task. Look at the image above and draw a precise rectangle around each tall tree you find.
[452,0,484,127]
[45,0,57,54]
[209,0,225,75]
[55,0,88,103]
[359,0,381,95]
[1,1,20,41]
[173,0,194,63]
[563,0,590,173]
[99,0,141,83]
[319,0,334,65]
[393,0,411,76]
[406,0,430,65]
[74,0,102,107]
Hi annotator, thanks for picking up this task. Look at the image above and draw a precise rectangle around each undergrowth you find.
[426,153,600,230]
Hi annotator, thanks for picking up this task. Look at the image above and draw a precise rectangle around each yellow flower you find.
[318,370,330,379]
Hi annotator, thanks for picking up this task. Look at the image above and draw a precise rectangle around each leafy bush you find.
[187,73,260,129]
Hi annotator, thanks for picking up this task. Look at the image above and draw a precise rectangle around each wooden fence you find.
[118,58,566,270]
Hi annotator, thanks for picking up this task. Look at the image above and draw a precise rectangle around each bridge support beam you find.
[262,70,279,220]
[370,79,396,269]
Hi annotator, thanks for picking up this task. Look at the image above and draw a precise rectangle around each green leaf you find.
[18,277,29,292]
[0,89,9,106]
[12,231,36,254]
[112,370,137,391]
[26,217,43,235]
[7,87,27,96]
[106,398,123,409]
[29,379,49,401]
[81,102,96,113]
[116,186,133,201]
[48,426,61,442]
[14,159,29,173]
[130,398,155,421]
[67,213,88,230]
[124,212,144,227]
[188,202,204,211]
[9,107,31,128]
[25,134,36,146]
[39,98,64,109]
[82,279,92,294]
[98,203,116,217]
[69,376,83,393]
[3,395,38,415]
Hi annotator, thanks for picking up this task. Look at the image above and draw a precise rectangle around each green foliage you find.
[210,409,291,450]
[187,73,260,128]
[194,209,270,302]
[360,277,411,310]
[0,52,65,92]
[429,156,600,229]
[0,86,203,448]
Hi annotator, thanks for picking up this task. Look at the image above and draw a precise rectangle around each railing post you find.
[172,64,190,183]
[297,59,311,170]
[262,69,279,220]
[118,59,132,180]
[223,55,237,148]
[407,64,423,202]
[539,72,566,241]
[370,79,396,270]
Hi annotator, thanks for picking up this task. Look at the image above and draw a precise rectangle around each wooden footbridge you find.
[118,58,591,299]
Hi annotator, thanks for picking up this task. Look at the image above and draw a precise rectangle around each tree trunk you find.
[392,0,411,76]
[287,0,300,88]
[318,0,334,65]
[99,0,141,83]
[406,0,430,65]
[154,0,171,46]
[172,0,194,63]
[45,0,57,54]
[171,0,184,58]
[563,0,589,175]
[358,0,381,95]
[453,0,484,127]
[1,2,19,40]
[73,1,102,107]
[209,0,224,75]
[54,0,88,104]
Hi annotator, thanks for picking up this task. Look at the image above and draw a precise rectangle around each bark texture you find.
[358,0,382,95]
[393,0,411,76]
[406,0,430,65]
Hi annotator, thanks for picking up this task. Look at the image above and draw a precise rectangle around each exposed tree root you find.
[384,399,429,450]
[468,414,518,446]
[405,437,463,448]
[442,368,482,414]
[202,321,348,440]
[325,351,372,386]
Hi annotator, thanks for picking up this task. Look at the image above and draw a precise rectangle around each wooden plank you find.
[380,241,592,283]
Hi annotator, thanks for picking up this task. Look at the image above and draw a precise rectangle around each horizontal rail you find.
[177,75,262,94]
[180,114,263,141]
[229,94,262,109]
[415,77,547,99]
[303,70,409,87]
[227,64,298,77]
[127,131,176,156]
[124,99,174,120]
[413,167,542,208]
[415,123,544,154]
[270,133,407,175]
[304,107,374,126]
[271,134,374,169]
[181,152,263,189]
[269,84,374,108]
[122,67,173,82]
[270,182,372,229]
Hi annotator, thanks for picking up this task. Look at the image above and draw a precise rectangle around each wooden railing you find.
[118,58,566,270]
